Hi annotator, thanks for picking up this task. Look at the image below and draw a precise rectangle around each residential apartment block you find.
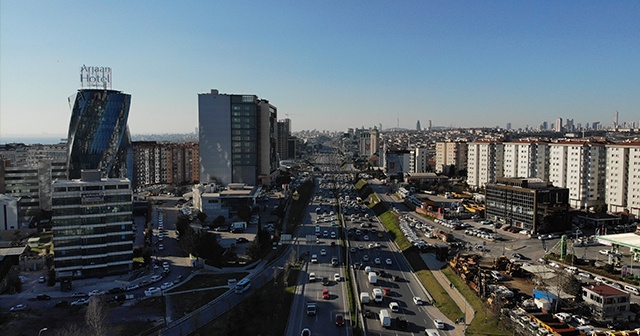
[435,141,467,175]
[503,140,549,180]
[549,141,606,209]
[467,140,504,189]
[582,284,632,323]
[51,170,133,279]
[358,127,380,159]
[409,147,430,173]
[606,141,640,217]
[132,141,199,189]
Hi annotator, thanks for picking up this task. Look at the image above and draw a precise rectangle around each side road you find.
[422,254,475,334]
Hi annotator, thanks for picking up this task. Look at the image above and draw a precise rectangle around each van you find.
[372,288,383,303]
[360,292,370,304]
[625,285,640,295]
[379,309,391,328]
[368,272,377,284]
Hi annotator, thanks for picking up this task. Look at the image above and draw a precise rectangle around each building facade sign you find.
[80,65,112,89]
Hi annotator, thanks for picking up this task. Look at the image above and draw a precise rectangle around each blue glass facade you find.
[67,89,132,180]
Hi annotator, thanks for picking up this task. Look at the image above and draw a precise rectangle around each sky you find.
[1,1,639,138]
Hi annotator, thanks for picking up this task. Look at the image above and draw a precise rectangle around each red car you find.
[383,288,391,296]
[322,289,330,299]
[335,314,345,326]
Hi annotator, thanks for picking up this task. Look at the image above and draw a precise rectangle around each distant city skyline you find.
[1,1,639,137]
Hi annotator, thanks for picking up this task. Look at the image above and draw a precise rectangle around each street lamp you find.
[39,328,48,336]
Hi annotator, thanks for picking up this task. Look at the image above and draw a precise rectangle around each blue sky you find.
[1,1,639,137]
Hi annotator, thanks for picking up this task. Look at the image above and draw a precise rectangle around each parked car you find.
[10,304,27,312]
[434,319,445,329]
[144,287,161,296]
[322,289,330,299]
[71,298,90,306]
[413,296,424,305]
[335,314,345,326]
[35,294,51,301]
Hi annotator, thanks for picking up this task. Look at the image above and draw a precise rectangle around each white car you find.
[573,315,590,325]
[599,249,610,255]
[413,296,423,305]
[334,273,341,282]
[10,304,27,312]
[385,258,393,265]
[389,302,400,312]
[311,255,318,263]
[434,319,445,329]
[363,255,369,262]
[145,287,161,296]
[158,243,164,250]
[374,258,381,265]
[88,289,105,296]
[320,249,327,256]
[161,282,173,290]
[350,247,356,253]
[71,298,90,306]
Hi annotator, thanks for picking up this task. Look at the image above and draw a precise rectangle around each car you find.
[38,276,46,283]
[389,301,400,312]
[374,258,381,265]
[383,287,391,295]
[145,287,161,296]
[236,237,249,243]
[512,253,525,260]
[300,328,311,336]
[363,235,369,241]
[599,249,611,255]
[10,304,27,312]
[350,247,356,253]
[335,313,345,326]
[320,249,327,256]
[70,298,90,306]
[321,277,329,285]
[385,258,393,265]
[323,231,329,237]
[158,244,164,250]
[309,272,316,282]
[88,290,105,296]
[322,289,330,299]
[36,294,51,301]
[358,244,364,250]
[434,319,445,329]
[554,312,572,323]
[412,296,424,305]
[375,242,381,248]
[311,254,318,263]
[126,284,140,291]
[393,275,404,282]
[151,275,163,282]
[573,315,590,325]
[72,292,87,298]
[161,282,173,290]
[334,273,341,282]
[330,232,336,238]
[363,255,369,262]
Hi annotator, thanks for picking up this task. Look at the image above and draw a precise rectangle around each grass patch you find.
[171,287,230,318]
[377,211,411,251]
[193,269,299,336]
[441,267,510,336]
[354,179,367,190]
[168,272,249,293]
[414,269,463,319]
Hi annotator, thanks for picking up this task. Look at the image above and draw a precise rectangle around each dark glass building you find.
[66,89,132,180]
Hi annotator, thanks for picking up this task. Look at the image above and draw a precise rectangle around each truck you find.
[360,292,370,304]
[306,302,317,316]
[231,221,247,233]
[372,288,383,303]
[379,309,391,328]
[368,272,377,284]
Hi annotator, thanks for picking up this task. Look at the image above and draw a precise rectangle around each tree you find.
[560,272,583,300]
[196,232,223,261]
[237,204,252,222]
[213,215,226,226]
[176,214,191,236]
[53,324,86,336]
[196,211,207,224]
[85,296,109,336]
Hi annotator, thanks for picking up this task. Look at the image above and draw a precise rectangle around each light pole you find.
[38,328,48,336]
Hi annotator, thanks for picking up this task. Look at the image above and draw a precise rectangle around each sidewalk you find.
[422,254,475,335]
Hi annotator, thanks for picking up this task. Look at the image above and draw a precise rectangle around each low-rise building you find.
[582,283,634,323]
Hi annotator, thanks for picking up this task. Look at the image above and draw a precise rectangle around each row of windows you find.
[54,214,131,227]
[55,253,132,269]
[53,184,129,193]
[55,233,133,247]
[53,194,131,206]
[56,244,132,257]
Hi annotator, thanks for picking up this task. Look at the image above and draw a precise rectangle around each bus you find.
[235,278,251,293]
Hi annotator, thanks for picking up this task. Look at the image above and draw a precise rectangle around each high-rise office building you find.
[416,120,421,131]
[66,89,132,180]
[606,141,640,217]
[51,170,133,279]
[277,119,291,160]
[555,118,563,132]
[358,127,380,160]
[198,89,277,186]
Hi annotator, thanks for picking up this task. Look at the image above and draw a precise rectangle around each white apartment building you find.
[502,140,549,180]
[435,141,467,175]
[549,141,606,209]
[606,141,640,217]
[410,147,430,173]
[467,140,503,189]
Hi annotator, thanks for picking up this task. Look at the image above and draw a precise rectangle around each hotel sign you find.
[80,65,112,89]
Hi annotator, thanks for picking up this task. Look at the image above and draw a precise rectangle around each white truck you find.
[379,309,391,328]
[372,288,383,303]
[231,221,247,233]
[306,302,317,316]
[360,292,370,304]
[368,272,377,284]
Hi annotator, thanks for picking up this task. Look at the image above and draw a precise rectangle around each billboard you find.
[80,65,112,89]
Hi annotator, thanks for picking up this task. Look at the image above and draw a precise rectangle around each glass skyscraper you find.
[66,89,132,180]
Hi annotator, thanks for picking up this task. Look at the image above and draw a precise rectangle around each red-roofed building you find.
[582,283,634,323]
